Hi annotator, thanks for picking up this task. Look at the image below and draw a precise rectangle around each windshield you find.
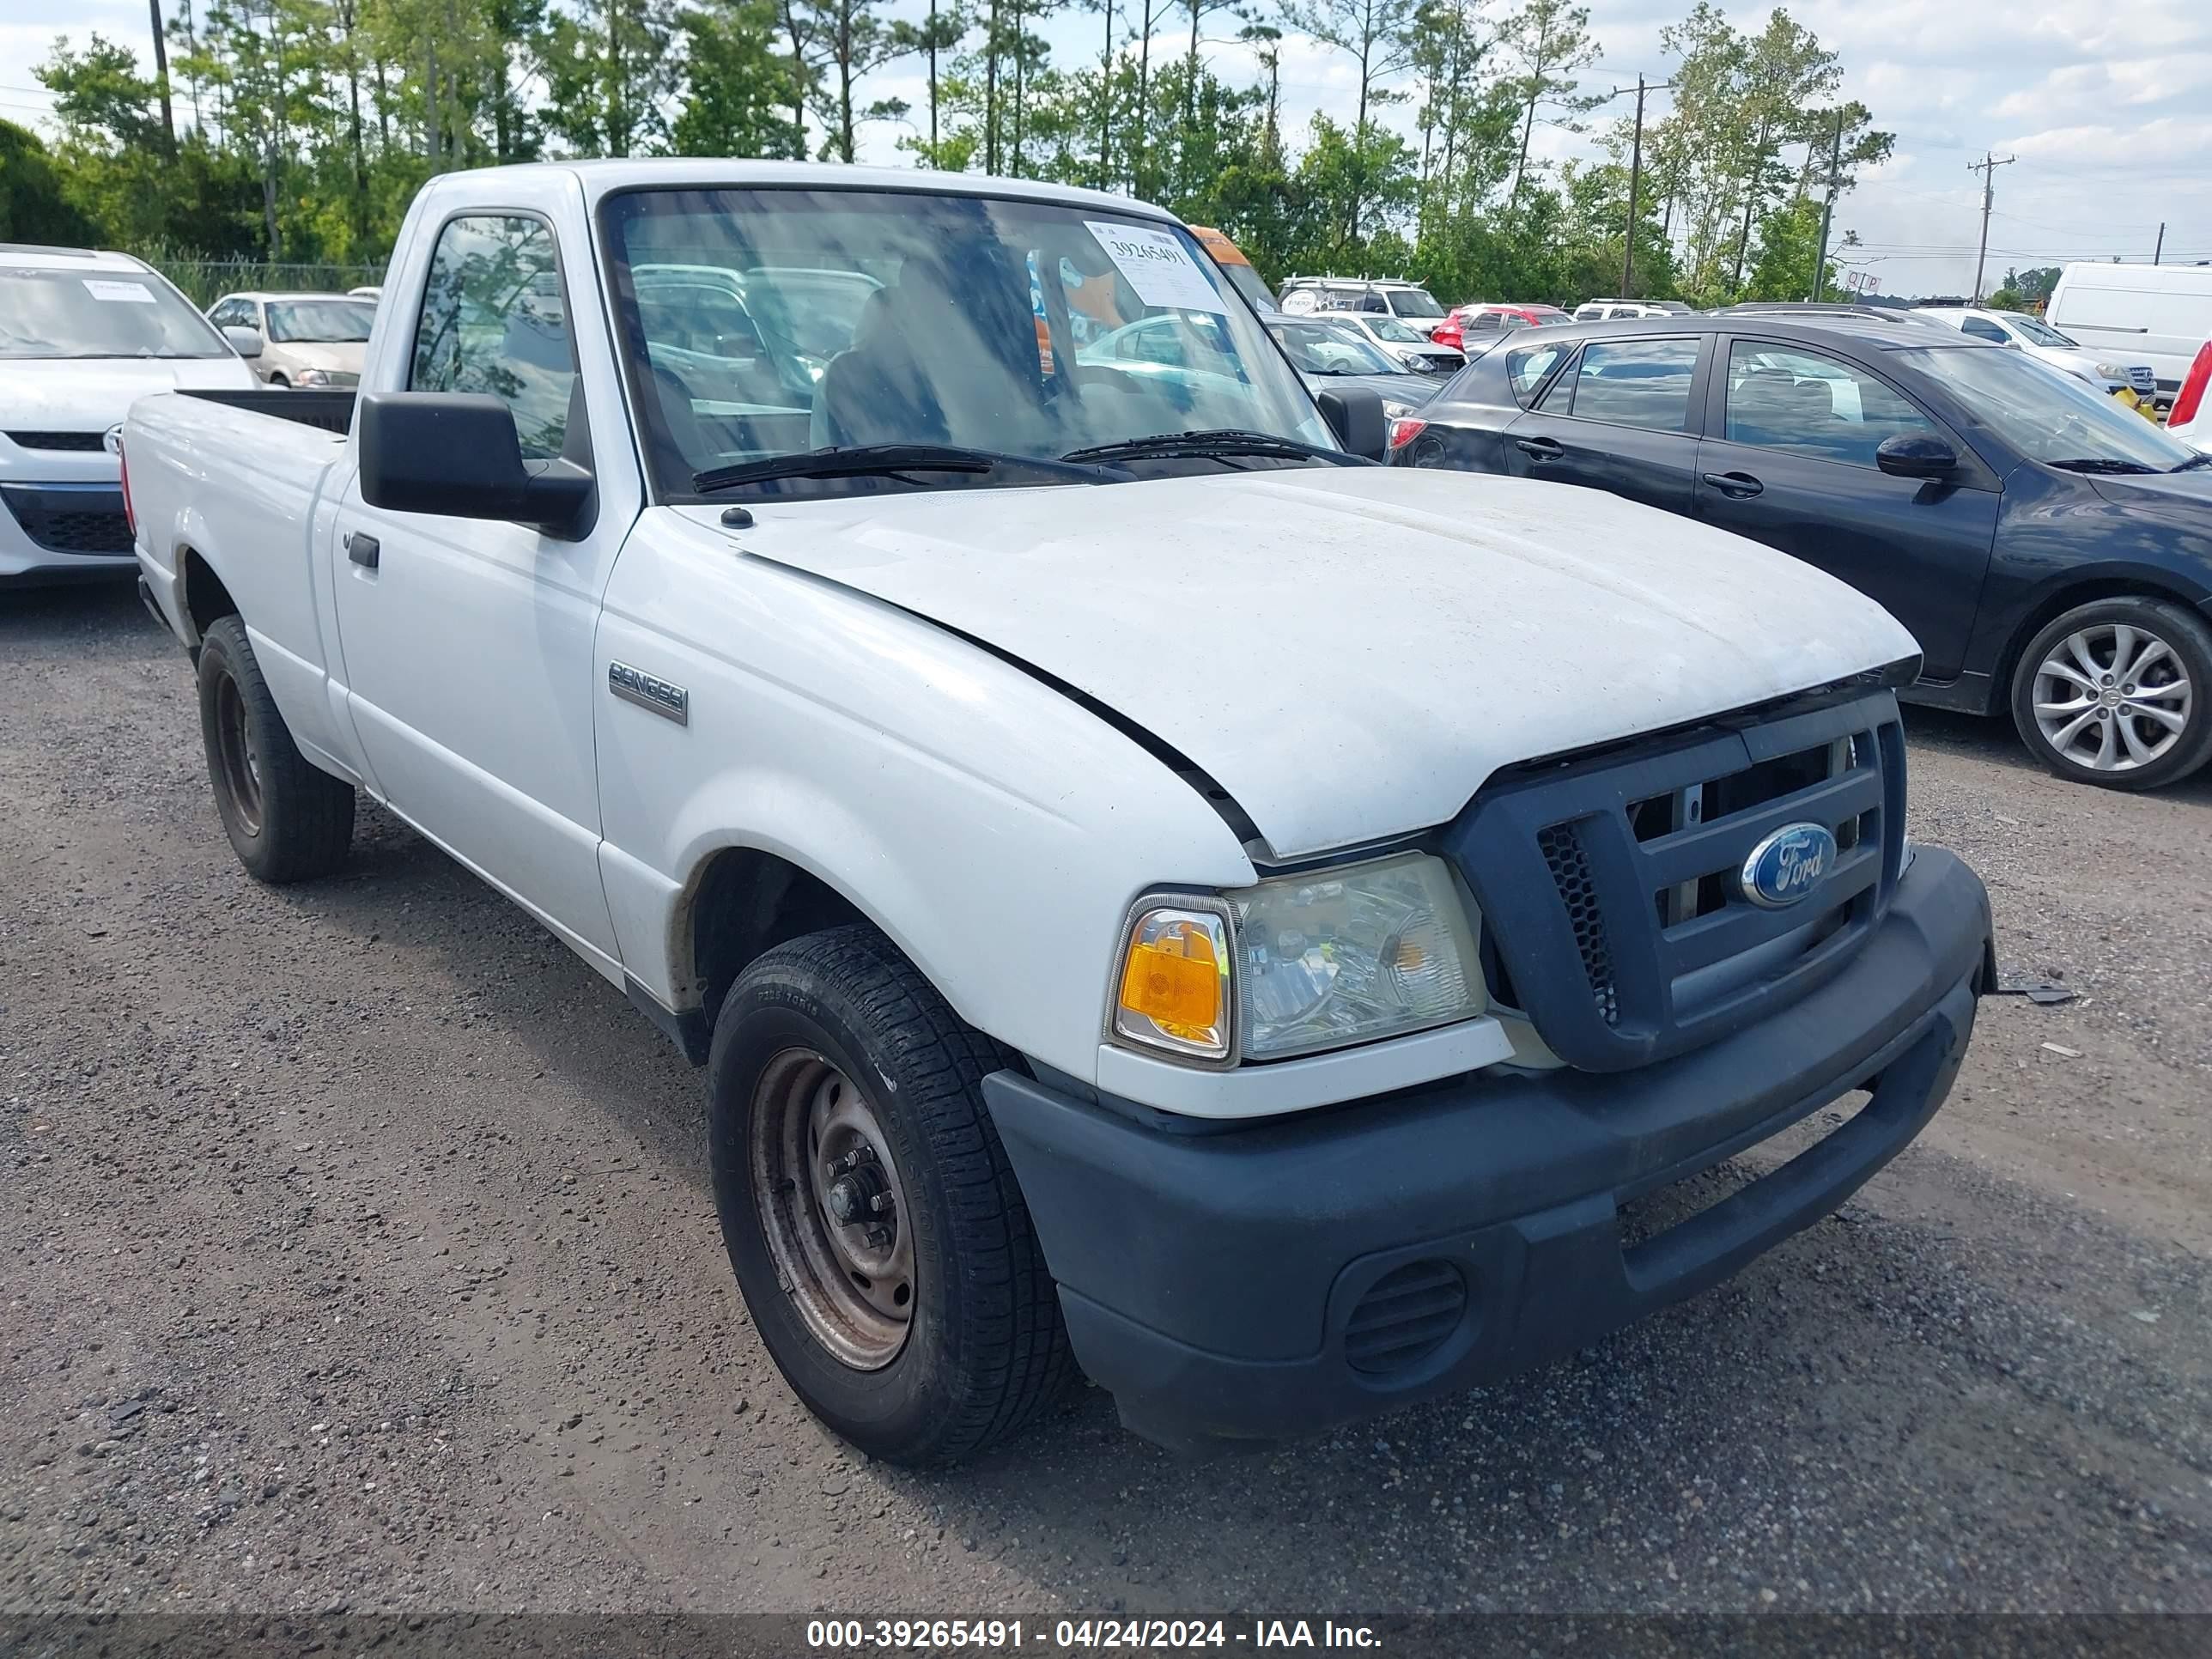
[1898,345,2197,471]
[265,300,376,343]
[2000,312,2075,349]
[1217,261,1279,314]
[1387,289,1445,319]
[1268,320,1398,376]
[0,266,228,360]
[604,188,1332,501]
[1363,316,1426,344]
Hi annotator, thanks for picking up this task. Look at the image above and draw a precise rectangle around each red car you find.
[1431,302,1575,353]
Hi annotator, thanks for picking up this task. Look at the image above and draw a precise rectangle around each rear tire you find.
[706,924,1074,1467]
[196,615,356,881]
[2008,597,2212,790]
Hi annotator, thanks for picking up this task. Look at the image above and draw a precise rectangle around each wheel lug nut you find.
[2123,684,2136,695]
[2101,673,2115,686]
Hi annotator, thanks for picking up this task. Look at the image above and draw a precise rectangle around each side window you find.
[410,215,578,460]
[209,299,239,327]
[1504,342,1570,406]
[1548,337,1700,431]
[1470,312,1502,332]
[1723,342,1936,468]
[1960,316,2008,343]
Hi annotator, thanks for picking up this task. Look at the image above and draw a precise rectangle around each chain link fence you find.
[137,256,391,307]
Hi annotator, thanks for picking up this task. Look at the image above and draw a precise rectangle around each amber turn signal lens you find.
[1112,907,1231,1060]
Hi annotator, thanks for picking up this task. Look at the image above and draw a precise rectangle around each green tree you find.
[0,120,97,244]
[1497,0,1600,207]
[1279,0,1419,242]
[672,0,805,155]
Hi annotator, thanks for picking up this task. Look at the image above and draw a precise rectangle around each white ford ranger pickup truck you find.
[125,161,1994,1465]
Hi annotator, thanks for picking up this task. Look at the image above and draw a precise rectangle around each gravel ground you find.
[3,582,2209,1620]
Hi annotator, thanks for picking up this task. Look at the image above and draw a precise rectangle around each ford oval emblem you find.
[1738,822,1837,909]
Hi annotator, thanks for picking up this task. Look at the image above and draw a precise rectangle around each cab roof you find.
[432,159,1182,226]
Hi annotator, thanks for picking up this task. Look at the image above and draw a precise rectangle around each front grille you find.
[1535,821,1619,1024]
[6,429,105,452]
[1343,1260,1467,1376]
[2128,368,2156,393]
[2,485,132,554]
[1445,690,1905,1073]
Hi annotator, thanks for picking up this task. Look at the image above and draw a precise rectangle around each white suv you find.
[1278,276,1449,337]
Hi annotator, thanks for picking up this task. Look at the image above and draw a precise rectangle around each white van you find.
[2045,262,2212,401]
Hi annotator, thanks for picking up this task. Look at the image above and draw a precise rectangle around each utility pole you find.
[1613,76,1673,300]
[1097,0,1112,188]
[1967,150,2015,303]
[1811,107,1844,301]
[2154,222,2166,264]
[147,0,176,151]
[1620,76,1647,300]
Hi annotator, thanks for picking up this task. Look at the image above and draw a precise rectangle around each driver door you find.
[329,210,625,963]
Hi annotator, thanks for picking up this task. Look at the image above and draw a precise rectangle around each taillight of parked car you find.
[118,439,136,538]
[1388,416,1427,454]
[2172,341,2212,428]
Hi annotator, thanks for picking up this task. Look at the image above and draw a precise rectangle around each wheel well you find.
[180,548,239,643]
[1995,578,2205,702]
[681,848,870,1023]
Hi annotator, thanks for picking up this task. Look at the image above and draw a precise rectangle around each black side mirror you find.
[1316,384,1388,461]
[1875,432,1958,480]
[359,392,595,538]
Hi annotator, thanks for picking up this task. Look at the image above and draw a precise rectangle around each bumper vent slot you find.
[1344,1260,1467,1376]
[7,429,106,452]
[1535,819,1620,1026]
[2,486,132,555]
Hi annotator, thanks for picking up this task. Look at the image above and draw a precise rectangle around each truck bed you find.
[182,387,356,435]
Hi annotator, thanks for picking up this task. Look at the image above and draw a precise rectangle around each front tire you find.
[2009,598,2212,789]
[706,925,1074,1467]
[196,615,356,881]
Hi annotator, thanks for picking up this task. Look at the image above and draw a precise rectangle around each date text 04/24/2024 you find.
[805,1620,1383,1649]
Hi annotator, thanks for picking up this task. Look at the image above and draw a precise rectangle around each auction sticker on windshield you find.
[83,280,157,304]
[1085,222,1225,314]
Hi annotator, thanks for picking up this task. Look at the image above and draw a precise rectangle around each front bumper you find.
[983,848,1991,1454]
[0,480,136,584]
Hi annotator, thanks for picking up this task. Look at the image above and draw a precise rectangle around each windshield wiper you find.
[2045,457,2161,475]
[1060,428,1366,466]
[2169,453,2212,472]
[692,443,1121,495]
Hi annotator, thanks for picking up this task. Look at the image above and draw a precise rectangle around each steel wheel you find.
[748,1048,915,1370]
[212,673,266,836]
[2030,621,2193,773]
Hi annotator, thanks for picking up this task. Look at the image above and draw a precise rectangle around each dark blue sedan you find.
[1396,310,2212,788]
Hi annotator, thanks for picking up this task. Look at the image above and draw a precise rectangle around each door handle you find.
[347,532,380,569]
[1701,471,1765,499]
[1515,437,1565,462]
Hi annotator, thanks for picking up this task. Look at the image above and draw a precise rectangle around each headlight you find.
[1398,349,1427,369]
[1382,400,1414,421]
[294,367,331,386]
[2094,362,2127,380]
[1229,853,1481,1060]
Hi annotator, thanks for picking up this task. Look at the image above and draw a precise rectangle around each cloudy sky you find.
[5,0,2208,296]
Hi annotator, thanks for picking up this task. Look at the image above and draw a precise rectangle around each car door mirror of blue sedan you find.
[1875,434,1958,480]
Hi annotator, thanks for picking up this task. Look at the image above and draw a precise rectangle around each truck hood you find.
[0,355,256,428]
[678,467,1919,859]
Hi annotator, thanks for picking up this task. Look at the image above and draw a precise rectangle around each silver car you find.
[205,292,377,389]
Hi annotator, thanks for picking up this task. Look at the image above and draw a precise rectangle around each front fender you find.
[592,527,1255,1086]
